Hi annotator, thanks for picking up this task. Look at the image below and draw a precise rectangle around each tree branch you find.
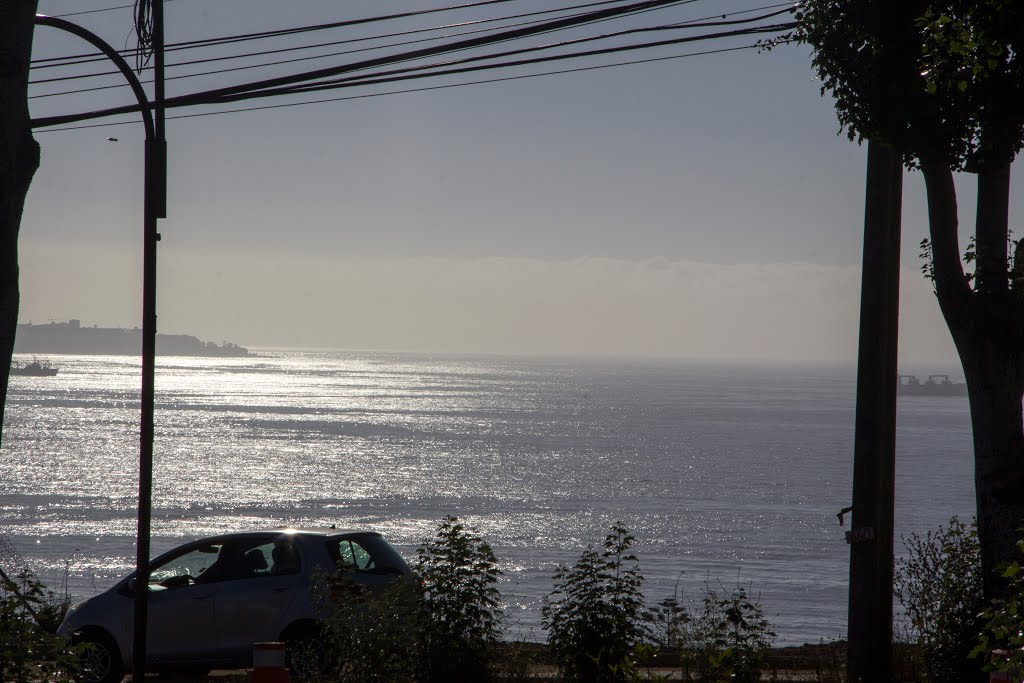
[921,161,973,328]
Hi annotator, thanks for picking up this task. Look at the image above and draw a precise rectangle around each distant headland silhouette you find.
[15,320,251,357]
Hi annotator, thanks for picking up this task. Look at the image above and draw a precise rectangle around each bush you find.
[316,570,427,682]
[972,536,1024,681]
[894,516,985,683]
[0,568,78,683]
[683,576,775,683]
[416,516,504,682]
[543,522,647,682]
[314,516,503,683]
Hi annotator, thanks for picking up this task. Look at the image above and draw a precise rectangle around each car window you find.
[331,539,375,571]
[195,539,280,583]
[327,535,408,574]
[270,538,301,576]
[150,544,221,589]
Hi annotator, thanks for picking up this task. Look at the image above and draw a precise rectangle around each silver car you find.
[58,527,410,683]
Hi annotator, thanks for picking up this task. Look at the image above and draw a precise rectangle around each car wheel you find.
[284,625,331,681]
[73,630,125,683]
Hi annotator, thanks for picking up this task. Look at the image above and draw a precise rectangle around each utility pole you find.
[846,139,902,682]
[31,9,162,678]
[133,0,166,679]
[845,0,909,677]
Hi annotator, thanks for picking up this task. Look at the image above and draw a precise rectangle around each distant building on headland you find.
[15,319,252,357]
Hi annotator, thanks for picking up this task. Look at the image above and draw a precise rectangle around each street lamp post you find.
[32,14,166,681]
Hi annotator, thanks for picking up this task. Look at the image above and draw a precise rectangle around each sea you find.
[1,350,976,646]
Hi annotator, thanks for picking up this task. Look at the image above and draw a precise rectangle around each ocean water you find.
[1,351,975,645]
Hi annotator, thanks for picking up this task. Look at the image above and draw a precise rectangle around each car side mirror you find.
[126,578,138,594]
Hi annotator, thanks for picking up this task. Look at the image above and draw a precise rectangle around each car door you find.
[211,536,304,663]
[145,543,220,664]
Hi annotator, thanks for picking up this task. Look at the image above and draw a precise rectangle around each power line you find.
[269,8,798,97]
[31,0,697,127]
[235,22,796,104]
[170,0,526,49]
[29,0,658,77]
[30,0,658,72]
[32,0,563,66]
[45,0,175,19]
[169,0,704,103]
[30,2,793,100]
[32,18,792,130]
[34,41,783,134]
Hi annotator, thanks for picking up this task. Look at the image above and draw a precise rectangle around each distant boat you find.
[898,374,967,396]
[10,359,59,377]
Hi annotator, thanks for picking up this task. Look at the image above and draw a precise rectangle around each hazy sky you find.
[22,0,1024,364]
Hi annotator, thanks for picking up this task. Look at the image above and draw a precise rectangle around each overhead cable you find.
[31,19,794,129]
[224,22,797,104]
[33,0,553,66]
[31,0,672,73]
[32,2,783,96]
[31,0,696,126]
[30,0,673,78]
[34,41,782,134]
[47,0,175,19]
[262,7,798,97]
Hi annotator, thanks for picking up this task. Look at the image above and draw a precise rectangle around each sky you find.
[20,0,1024,365]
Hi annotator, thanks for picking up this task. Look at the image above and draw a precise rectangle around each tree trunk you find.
[964,343,1024,599]
[968,166,1024,599]
[0,1,40,448]
[924,161,1024,599]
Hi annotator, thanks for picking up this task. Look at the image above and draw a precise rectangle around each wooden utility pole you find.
[846,139,902,682]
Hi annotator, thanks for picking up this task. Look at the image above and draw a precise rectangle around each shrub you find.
[314,516,503,683]
[416,516,504,682]
[972,536,1024,681]
[543,522,647,682]
[683,576,775,683]
[894,516,985,683]
[0,568,78,683]
[647,588,689,654]
[316,570,427,682]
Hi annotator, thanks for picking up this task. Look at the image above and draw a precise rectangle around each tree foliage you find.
[794,0,1024,171]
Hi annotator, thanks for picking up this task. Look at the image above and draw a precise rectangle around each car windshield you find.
[149,544,222,589]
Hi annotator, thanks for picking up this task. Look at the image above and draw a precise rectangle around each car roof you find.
[213,527,381,540]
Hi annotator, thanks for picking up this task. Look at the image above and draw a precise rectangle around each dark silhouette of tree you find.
[796,0,1024,600]
[0,1,40,448]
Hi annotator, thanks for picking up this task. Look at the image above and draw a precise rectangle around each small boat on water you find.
[10,359,59,377]
[898,374,966,396]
